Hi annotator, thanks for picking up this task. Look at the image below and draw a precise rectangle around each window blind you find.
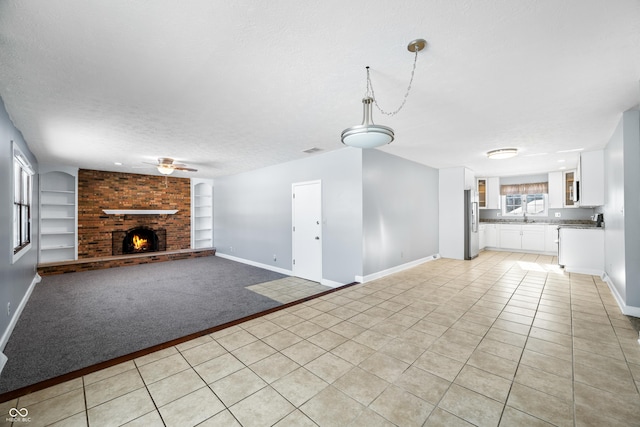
[500,182,548,195]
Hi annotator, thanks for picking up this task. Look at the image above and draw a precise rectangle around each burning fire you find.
[132,234,148,251]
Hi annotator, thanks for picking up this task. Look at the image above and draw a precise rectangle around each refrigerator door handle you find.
[471,202,478,233]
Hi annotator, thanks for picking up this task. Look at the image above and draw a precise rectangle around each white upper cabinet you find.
[486,177,500,210]
[464,168,475,190]
[563,170,578,208]
[477,178,487,208]
[548,171,563,209]
[579,150,604,207]
[477,177,500,210]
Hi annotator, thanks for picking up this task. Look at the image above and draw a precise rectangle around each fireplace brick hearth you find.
[78,169,191,259]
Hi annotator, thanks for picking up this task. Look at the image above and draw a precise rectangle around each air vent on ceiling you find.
[303,147,323,154]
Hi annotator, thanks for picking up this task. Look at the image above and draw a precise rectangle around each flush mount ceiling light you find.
[487,148,518,159]
[341,39,427,149]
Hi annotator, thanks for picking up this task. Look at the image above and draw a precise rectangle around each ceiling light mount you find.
[487,148,518,160]
[407,39,427,53]
[341,39,426,149]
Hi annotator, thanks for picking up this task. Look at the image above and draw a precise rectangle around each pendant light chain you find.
[366,49,419,117]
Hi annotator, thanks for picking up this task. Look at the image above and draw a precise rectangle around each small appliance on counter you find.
[591,213,605,227]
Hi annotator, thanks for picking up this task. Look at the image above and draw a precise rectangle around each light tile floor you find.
[2,250,640,426]
[246,277,333,304]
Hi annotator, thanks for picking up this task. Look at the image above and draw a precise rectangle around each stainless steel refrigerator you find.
[464,189,479,260]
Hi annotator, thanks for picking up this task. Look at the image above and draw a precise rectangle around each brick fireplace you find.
[77,169,191,259]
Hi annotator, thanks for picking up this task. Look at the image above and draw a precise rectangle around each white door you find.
[292,181,322,282]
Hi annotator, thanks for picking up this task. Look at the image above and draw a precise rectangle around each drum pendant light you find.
[341,39,426,149]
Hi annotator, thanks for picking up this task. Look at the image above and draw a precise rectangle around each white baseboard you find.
[484,247,557,256]
[215,253,293,276]
[0,273,41,374]
[216,253,351,289]
[563,266,605,277]
[320,279,344,289]
[355,254,440,283]
[602,273,640,318]
[0,352,7,374]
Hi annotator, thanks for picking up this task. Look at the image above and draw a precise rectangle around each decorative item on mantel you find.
[341,38,427,149]
[102,209,179,215]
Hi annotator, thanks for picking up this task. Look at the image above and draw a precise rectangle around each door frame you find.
[291,180,322,282]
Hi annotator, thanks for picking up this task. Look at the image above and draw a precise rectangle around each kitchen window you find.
[503,194,547,216]
[500,182,548,217]
[13,142,34,263]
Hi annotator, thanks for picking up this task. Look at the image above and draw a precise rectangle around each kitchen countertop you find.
[480,219,602,228]
[556,224,603,229]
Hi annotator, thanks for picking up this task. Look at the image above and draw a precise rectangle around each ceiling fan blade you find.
[174,167,198,172]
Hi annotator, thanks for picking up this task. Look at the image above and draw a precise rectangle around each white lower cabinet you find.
[558,228,604,274]
[479,224,486,250]
[497,224,546,252]
[521,226,545,252]
[499,225,522,250]
[484,223,498,248]
[545,225,559,254]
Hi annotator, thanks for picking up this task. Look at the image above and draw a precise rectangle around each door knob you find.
[315,236,320,240]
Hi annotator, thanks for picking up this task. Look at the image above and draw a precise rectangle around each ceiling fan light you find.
[157,165,174,175]
[487,148,518,159]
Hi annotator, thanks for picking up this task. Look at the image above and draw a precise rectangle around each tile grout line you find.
[82,376,90,427]
[493,262,537,426]
[589,274,640,397]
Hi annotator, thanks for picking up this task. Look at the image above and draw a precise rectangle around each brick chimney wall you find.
[77,169,191,259]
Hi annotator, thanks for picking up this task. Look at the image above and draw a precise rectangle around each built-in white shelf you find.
[41,189,74,194]
[42,245,76,250]
[40,169,78,263]
[191,180,213,249]
[102,209,179,215]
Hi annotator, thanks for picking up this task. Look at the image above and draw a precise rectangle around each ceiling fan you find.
[144,157,198,175]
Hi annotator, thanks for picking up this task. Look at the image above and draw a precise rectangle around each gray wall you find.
[362,150,439,276]
[0,97,39,348]
[622,110,640,308]
[604,109,640,310]
[214,148,363,284]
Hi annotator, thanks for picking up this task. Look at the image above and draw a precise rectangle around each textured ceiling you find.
[1,0,639,178]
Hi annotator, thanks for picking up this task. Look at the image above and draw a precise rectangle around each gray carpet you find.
[0,256,286,394]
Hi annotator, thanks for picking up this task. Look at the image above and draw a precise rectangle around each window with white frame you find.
[501,182,548,217]
[13,142,34,262]
[503,194,547,216]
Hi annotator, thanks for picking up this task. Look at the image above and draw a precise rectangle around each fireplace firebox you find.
[112,227,167,256]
